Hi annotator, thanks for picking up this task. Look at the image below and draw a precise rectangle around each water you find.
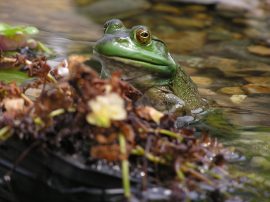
[1,0,270,200]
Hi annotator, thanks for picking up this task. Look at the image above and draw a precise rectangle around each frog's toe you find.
[174,116,194,129]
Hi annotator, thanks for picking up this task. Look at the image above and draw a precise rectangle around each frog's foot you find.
[174,116,195,128]
[135,86,190,116]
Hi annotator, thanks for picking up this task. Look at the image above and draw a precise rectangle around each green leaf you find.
[24,26,39,35]
[0,23,39,36]
[0,23,10,32]
[0,69,31,84]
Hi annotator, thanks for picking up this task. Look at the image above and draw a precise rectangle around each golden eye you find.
[136,28,151,45]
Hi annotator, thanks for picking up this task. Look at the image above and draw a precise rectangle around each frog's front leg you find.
[136,86,189,115]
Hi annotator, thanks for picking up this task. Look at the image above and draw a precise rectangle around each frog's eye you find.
[135,28,151,45]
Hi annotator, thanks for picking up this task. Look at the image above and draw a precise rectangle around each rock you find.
[191,76,213,86]
[74,0,96,7]
[176,55,270,77]
[247,45,270,56]
[182,5,207,12]
[193,13,212,21]
[207,27,242,41]
[251,156,270,169]
[79,0,151,21]
[219,87,245,95]
[0,0,102,41]
[216,0,260,13]
[153,3,181,14]
[230,94,247,104]
[243,84,270,94]
[195,41,270,67]
[167,0,260,14]
[198,88,217,96]
[245,76,270,86]
[182,67,198,75]
[165,0,218,5]
[161,31,206,54]
[163,16,212,28]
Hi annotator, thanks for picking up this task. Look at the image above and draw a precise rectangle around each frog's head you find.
[94,19,177,76]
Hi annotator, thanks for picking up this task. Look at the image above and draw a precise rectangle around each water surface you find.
[1,0,270,200]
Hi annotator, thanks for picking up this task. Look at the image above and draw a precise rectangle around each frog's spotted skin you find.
[93,19,207,113]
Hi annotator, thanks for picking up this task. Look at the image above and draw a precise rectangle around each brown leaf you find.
[118,123,135,144]
[136,106,164,124]
[91,144,122,161]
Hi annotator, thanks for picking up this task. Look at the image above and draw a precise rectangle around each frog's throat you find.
[93,52,176,76]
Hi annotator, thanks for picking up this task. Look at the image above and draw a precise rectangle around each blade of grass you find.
[119,133,131,198]
[158,129,183,141]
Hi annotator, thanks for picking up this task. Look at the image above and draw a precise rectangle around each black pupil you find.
[141,31,149,38]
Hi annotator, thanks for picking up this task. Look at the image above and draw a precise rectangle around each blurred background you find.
[1,0,270,196]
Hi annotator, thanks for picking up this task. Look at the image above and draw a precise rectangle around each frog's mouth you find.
[93,53,174,87]
[104,56,176,76]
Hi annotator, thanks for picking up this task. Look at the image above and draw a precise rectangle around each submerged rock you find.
[78,0,151,22]
[191,76,213,86]
[160,31,206,54]
[216,0,260,13]
[247,45,270,57]
[164,15,212,28]
[245,77,270,86]
[157,0,218,5]
[219,87,245,95]
[243,84,270,94]
[0,0,102,40]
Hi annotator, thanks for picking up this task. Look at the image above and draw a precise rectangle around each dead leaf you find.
[136,106,164,124]
[3,98,25,112]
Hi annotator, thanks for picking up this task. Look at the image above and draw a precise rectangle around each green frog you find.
[93,19,207,114]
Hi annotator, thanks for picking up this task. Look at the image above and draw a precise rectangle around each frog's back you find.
[172,65,208,111]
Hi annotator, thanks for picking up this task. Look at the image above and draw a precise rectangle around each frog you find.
[93,19,207,114]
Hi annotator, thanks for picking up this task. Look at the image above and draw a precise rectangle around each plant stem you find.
[119,133,131,198]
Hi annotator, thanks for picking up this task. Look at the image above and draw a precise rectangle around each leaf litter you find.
[0,53,245,202]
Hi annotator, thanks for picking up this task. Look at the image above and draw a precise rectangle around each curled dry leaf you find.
[3,98,25,112]
[136,106,164,124]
